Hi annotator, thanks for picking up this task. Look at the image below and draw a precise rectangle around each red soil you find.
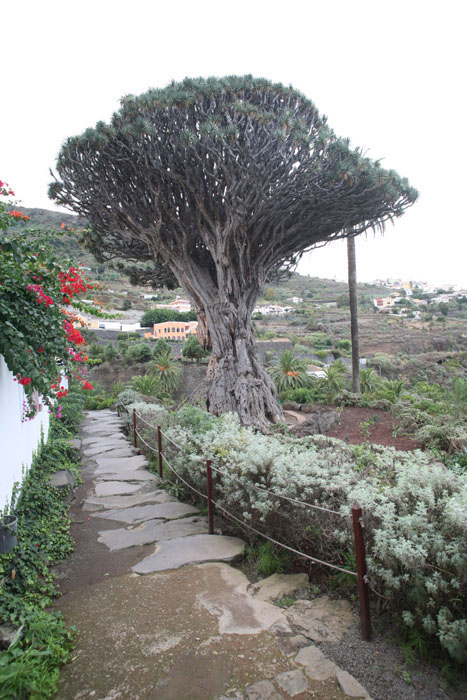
[326,406,421,451]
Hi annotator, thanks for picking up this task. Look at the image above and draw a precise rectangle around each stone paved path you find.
[55,409,372,700]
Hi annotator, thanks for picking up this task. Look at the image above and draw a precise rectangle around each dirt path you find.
[52,410,461,700]
[53,410,372,700]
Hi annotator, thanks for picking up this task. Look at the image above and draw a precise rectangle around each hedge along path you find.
[55,408,373,700]
[126,403,372,642]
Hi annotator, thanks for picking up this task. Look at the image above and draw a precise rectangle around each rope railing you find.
[160,452,208,501]
[116,401,372,641]
[207,460,346,518]
[213,503,358,577]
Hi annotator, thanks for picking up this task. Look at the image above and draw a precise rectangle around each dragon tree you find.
[49,75,417,429]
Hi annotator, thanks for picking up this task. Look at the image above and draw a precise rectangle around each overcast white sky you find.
[2,0,466,286]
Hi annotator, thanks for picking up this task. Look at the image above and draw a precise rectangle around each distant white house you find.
[373,296,396,309]
[156,299,192,313]
[290,297,303,304]
[254,304,293,315]
[306,365,326,378]
[76,318,142,332]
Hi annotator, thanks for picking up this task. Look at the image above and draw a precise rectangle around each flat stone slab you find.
[84,444,134,458]
[0,624,20,650]
[274,669,309,696]
[336,670,371,699]
[96,470,157,482]
[69,438,82,451]
[83,490,174,511]
[95,501,199,523]
[295,645,338,681]
[246,680,283,699]
[285,596,356,643]
[132,535,246,574]
[81,433,124,446]
[87,448,136,462]
[94,481,147,497]
[98,516,209,550]
[196,563,285,635]
[94,455,148,473]
[248,573,309,603]
[48,470,76,490]
[81,421,123,434]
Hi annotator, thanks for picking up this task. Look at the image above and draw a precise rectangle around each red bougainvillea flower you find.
[26,283,54,307]
[82,381,93,390]
[18,377,32,386]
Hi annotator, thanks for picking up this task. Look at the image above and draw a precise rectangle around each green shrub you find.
[182,335,208,363]
[336,339,351,351]
[103,343,118,362]
[118,388,143,405]
[246,541,294,576]
[153,338,172,358]
[0,388,83,698]
[281,387,318,404]
[84,394,115,410]
[86,357,102,367]
[126,342,152,364]
[158,408,467,664]
[140,308,196,327]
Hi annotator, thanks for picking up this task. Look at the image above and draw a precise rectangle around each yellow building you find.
[147,321,198,341]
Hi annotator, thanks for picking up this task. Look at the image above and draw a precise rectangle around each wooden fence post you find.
[352,504,371,641]
[158,426,163,479]
[206,460,214,535]
[133,408,137,449]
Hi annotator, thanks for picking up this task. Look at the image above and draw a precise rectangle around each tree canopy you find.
[49,75,417,428]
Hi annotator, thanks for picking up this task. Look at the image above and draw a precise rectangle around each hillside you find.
[8,207,389,306]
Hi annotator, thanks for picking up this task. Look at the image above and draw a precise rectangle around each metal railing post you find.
[206,459,214,534]
[158,425,163,479]
[352,504,371,641]
[133,408,137,449]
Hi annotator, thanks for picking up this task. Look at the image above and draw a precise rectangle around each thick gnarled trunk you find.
[171,257,281,428]
[204,301,281,429]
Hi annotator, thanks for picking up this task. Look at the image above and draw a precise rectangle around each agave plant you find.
[268,350,313,393]
[148,351,182,393]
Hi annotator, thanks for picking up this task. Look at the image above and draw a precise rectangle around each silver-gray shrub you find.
[161,408,466,663]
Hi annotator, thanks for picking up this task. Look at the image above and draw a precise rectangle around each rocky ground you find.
[52,410,464,700]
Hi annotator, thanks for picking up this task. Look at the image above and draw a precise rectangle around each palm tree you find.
[360,368,378,394]
[318,361,347,398]
[268,350,313,393]
[148,351,182,393]
[131,374,160,396]
[347,235,361,393]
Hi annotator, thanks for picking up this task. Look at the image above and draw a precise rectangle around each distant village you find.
[370,279,467,319]
[74,278,467,332]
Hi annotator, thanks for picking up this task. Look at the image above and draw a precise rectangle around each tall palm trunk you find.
[347,235,361,393]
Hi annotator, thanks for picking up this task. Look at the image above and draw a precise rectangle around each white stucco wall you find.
[0,355,50,511]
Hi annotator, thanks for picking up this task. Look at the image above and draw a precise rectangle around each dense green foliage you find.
[140,308,197,327]
[127,402,466,665]
[0,184,100,417]
[182,335,208,363]
[0,385,85,698]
